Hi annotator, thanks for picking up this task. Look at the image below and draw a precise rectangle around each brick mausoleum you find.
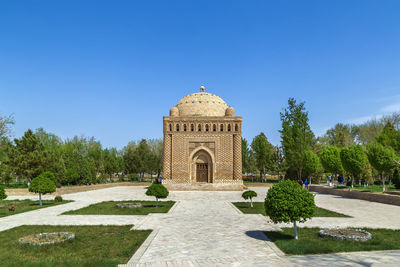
[162,86,243,189]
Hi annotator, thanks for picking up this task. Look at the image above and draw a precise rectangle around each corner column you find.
[233,132,242,180]
[163,133,172,180]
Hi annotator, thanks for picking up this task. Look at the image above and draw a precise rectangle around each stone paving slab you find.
[2,186,400,266]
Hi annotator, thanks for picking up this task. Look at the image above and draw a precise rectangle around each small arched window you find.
[183,124,187,132]
[169,124,172,132]
[228,124,231,132]
[235,124,239,132]
[220,124,224,132]
[205,124,209,132]
[176,124,180,132]
[213,124,217,132]
[191,124,194,131]
[198,124,202,132]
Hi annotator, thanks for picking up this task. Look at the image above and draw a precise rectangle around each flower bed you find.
[319,228,372,242]
[116,203,143,209]
[19,232,75,246]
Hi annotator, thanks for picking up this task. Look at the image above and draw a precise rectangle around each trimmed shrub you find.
[265,180,316,240]
[145,184,169,207]
[242,190,257,207]
[0,185,7,200]
[54,195,63,202]
[29,172,56,206]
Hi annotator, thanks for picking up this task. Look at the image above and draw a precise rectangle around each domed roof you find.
[175,87,229,117]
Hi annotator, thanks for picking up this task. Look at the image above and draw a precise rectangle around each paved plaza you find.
[2,186,400,266]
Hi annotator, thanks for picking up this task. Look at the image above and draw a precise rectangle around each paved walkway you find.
[2,186,400,266]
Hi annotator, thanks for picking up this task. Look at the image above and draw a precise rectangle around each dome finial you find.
[200,85,205,92]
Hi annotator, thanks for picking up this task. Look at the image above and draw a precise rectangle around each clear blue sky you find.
[1,0,400,149]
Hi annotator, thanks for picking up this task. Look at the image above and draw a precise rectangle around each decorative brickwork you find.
[163,87,242,186]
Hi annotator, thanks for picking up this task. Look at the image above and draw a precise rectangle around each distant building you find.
[163,86,242,188]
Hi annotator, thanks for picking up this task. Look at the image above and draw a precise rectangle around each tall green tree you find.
[242,138,251,174]
[104,148,119,181]
[0,114,14,139]
[320,146,343,178]
[148,139,163,179]
[280,98,315,180]
[251,133,274,179]
[272,145,286,180]
[367,142,396,192]
[322,123,355,148]
[376,122,400,155]
[9,129,47,183]
[302,150,319,181]
[340,145,366,188]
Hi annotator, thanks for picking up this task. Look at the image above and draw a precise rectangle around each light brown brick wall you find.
[163,116,242,184]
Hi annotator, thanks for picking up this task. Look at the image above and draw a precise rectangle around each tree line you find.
[242,98,400,190]
[2,99,400,189]
[0,116,163,186]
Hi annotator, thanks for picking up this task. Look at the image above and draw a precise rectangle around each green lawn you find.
[335,184,399,192]
[233,202,350,217]
[265,227,400,255]
[63,200,175,215]
[0,200,72,218]
[0,225,151,266]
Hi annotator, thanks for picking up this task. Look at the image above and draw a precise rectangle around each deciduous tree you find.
[251,133,274,180]
[29,171,56,205]
[280,98,314,180]
[340,145,366,188]
[367,142,396,192]
[265,180,315,240]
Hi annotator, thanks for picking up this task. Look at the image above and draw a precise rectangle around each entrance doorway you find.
[196,163,208,182]
[191,149,213,183]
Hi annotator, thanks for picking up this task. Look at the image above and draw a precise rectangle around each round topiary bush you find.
[54,195,63,202]
[265,180,316,240]
[29,171,56,206]
[145,184,169,207]
[0,185,7,200]
[242,190,257,207]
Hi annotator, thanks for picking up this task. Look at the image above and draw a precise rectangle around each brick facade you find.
[163,88,242,185]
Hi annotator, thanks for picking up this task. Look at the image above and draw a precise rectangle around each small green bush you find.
[0,185,7,200]
[242,190,257,207]
[29,172,56,206]
[265,180,316,240]
[145,184,169,207]
[54,195,63,202]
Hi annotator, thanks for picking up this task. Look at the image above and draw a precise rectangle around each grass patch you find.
[265,227,400,255]
[335,184,399,192]
[0,225,151,266]
[233,202,350,217]
[63,200,175,215]
[0,200,72,218]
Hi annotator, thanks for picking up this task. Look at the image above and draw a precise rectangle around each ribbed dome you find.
[176,91,229,117]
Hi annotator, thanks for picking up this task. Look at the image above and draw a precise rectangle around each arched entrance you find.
[190,149,213,183]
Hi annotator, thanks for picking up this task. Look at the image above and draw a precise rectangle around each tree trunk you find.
[156,197,158,207]
[351,176,354,188]
[39,193,42,206]
[250,198,253,208]
[382,173,386,192]
[293,221,298,240]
